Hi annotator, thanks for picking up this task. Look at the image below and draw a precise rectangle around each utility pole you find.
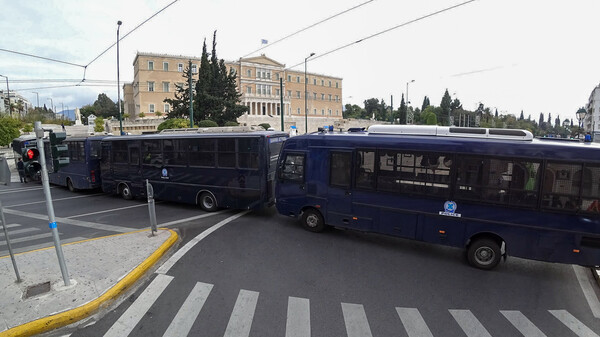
[35,122,70,286]
[280,78,284,131]
[188,60,194,128]
[390,95,394,123]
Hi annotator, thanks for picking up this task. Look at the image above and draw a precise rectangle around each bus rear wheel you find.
[301,208,325,233]
[467,238,501,270]
[67,178,76,192]
[120,184,133,200]
[199,192,218,212]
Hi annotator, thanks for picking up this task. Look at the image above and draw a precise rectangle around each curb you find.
[0,228,179,337]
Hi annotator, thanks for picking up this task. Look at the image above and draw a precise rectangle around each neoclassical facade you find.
[123,52,343,133]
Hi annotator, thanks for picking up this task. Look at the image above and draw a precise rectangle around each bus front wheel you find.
[67,178,76,192]
[467,238,501,270]
[301,209,325,233]
[120,184,133,200]
[199,192,218,212]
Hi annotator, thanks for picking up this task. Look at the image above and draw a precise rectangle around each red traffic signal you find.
[22,148,39,162]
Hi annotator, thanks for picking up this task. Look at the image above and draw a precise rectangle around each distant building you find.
[585,83,600,133]
[0,91,32,117]
[123,52,343,134]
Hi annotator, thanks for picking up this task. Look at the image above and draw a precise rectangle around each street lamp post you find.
[48,98,54,113]
[304,52,315,134]
[406,79,415,105]
[0,74,10,116]
[577,109,587,139]
[117,20,124,135]
[32,91,39,108]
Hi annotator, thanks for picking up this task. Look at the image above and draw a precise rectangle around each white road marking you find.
[223,289,259,337]
[0,186,49,194]
[2,208,132,233]
[66,202,161,219]
[104,274,173,337]
[449,309,492,337]
[0,232,53,246]
[5,193,104,207]
[160,209,228,227]
[162,281,213,337]
[286,297,311,337]
[0,227,37,237]
[156,210,250,274]
[396,307,434,337]
[549,310,600,337]
[573,265,600,319]
[501,310,547,337]
[341,303,373,337]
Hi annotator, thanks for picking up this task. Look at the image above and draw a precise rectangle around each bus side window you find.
[280,153,304,182]
[355,150,375,190]
[330,152,352,188]
[580,164,600,214]
[542,162,582,212]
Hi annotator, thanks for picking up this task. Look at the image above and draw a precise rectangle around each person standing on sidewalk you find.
[17,157,26,183]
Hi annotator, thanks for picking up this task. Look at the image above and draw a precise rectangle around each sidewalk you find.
[0,228,179,337]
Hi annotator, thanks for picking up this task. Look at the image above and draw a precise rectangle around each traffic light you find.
[50,131,69,173]
[21,147,41,177]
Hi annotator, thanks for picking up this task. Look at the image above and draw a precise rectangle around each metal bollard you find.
[147,179,157,235]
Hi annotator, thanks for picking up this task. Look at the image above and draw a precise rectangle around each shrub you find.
[198,120,218,127]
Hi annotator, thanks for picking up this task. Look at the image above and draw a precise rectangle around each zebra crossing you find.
[0,222,85,256]
[103,273,600,337]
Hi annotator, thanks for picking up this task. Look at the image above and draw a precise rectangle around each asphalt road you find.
[0,182,234,257]
[68,207,600,337]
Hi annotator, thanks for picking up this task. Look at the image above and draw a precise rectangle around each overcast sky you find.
[1,0,599,123]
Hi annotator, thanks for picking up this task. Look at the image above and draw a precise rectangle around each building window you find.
[336,95,339,102]
[163,62,169,71]
[336,82,339,88]
[296,91,301,98]
[297,76,301,83]
[149,104,155,113]
[148,82,155,92]
[328,109,332,116]
[322,109,325,115]
[321,79,324,86]
[276,73,280,81]
[329,81,332,87]
[321,93,325,100]
[148,61,154,70]
[178,63,183,72]
[297,108,301,114]
[192,64,197,73]
[287,90,292,97]
[163,82,169,92]
[313,93,317,100]
[336,110,339,115]
[164,104,170,113]
[247,86,252,94]
[328,94,332,101]
[313,78,317,85]
[276,89,280,96]
[314,108,317,115]
[247,69,252,77]
[177,82,183,88]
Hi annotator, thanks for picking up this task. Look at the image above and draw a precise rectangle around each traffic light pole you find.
[34,122,70,286]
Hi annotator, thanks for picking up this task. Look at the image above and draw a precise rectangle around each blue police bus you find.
[275,125,600,269]
[48,136,105,191]
[100,127,288,211]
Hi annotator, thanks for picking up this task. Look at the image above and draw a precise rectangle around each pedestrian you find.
[61,122,65,131]
[17,157,26,183]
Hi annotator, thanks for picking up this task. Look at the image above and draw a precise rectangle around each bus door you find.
[276,151,307,217]
[326,151,356,228]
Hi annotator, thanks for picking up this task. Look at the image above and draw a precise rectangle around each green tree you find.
[538,112,544,126]
[157,118,193,131]
[94,117,105,133]
[193,32,248,125]
[198,120,218,127]
[79,104,96,125]
[164,62,193,119]
[421,96,430,112]
[224,121,239,126]
[363,98,381,120]
[440,89,452,125]
[421,106,438,125]
[92,93,118,118]
[398,94,407,124]
[0,117,21,146]
[519,110,524,120]
[343,104,366,119]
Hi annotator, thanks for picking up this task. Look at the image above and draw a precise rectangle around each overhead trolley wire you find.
[285,0,478,70]
[241,0,376,58]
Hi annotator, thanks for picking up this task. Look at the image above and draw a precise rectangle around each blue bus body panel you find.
[276,132,600,266]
